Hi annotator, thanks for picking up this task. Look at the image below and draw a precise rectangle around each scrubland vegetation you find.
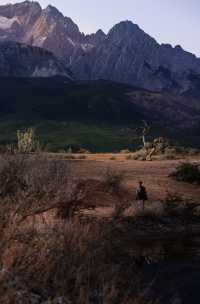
[0,152,200,303]
[170,162,200,184]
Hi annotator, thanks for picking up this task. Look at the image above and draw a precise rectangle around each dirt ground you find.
[57,155,200,202]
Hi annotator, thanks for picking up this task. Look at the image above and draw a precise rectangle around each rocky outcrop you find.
[0,41,72,78]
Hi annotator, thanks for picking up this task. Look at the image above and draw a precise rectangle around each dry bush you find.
[104,170,131,218]
[0,218,151,304]
[163,192,200,219]
[0,154,89,229]
[131,150,147,161]
[4,220,103,300]
[0,154,27,198]
[127,154,135,160]
[17,128,39,153]
[120,149,131,154]
[186,148,200,156]
[0,155,131,222]
[0,155,163,303]
[104,169,124,190]
[78,148,90,154]
[154,154,176,161]
[21,157,89,221]
[169,162,200,184]
[163,192,184,214]
[0,155,30,246]
[0,156,141,303]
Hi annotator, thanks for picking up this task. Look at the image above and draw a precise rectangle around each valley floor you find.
[48,154,200,203]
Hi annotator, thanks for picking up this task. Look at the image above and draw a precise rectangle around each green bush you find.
[169,162,200,184]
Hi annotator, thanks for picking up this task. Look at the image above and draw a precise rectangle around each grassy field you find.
[0,119,199,153]
[0,120,141,152]
[1,77,200,152]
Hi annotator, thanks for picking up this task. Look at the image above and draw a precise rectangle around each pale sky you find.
[0,0,199,57]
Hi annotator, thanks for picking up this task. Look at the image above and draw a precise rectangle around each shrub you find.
[104,170,130,217]
[0,155,27,198]
[78,148,90,154]
[104,170,124,190]
[120,149,131,154]
[163,192,184,216]
[187,148,200,156]
[67,146,72,154]
[0,218,149,304]
[17,128,39,153]
[163,192,200,218]
[164,148,177,159]
[0,155,87,224]
[126,154,134,160]
[156,153,176,161]
[169,162,200,184]
[131,149,147,161]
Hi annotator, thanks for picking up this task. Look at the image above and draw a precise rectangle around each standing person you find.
[136,181,148,210]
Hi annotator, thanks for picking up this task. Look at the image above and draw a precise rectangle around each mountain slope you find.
[0,40,72,78]
[71,21,200,93]
[0,1,200,93]
[0,77,199,151]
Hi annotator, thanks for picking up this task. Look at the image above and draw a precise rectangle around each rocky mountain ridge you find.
[0,40,72,78]
[0,1,200,93]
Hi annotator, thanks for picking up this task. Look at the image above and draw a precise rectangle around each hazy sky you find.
[0,0,199,57]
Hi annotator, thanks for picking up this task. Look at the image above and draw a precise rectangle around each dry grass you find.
[1,216,161,304]
[0,154,152,303]
[0,154,200,303]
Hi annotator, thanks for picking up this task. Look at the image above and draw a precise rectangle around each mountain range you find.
[0,1,199,151]
[0,1,200,94]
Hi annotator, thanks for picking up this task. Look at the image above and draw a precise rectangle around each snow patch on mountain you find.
[67,37,76,47]
[0,16,19,30]
[81,43,95,52]
[34,36,47,47]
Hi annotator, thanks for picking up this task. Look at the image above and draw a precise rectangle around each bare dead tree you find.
[141,120,151,147]
[134,120,151,148]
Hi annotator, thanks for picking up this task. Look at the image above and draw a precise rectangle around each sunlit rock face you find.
[0,40,73,78]
[0,1,103,62]
[0,1,200,94]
